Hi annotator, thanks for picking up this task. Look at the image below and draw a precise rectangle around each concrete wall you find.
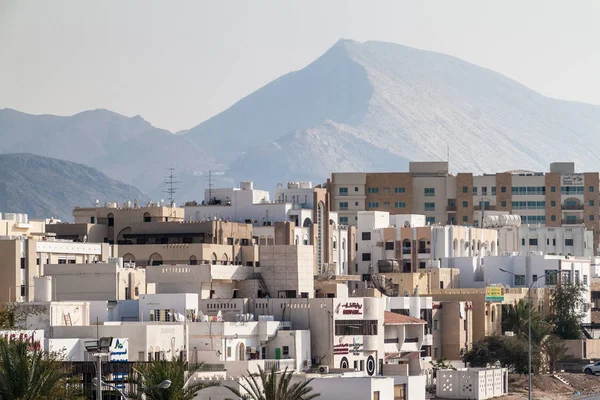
[259,246,315,298]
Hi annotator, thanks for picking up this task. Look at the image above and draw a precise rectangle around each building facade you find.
[330,162,600,251]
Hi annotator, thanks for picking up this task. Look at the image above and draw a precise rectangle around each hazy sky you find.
[1,1,600,132]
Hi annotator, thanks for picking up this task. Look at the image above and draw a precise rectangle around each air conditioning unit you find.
[318,365,329,374]
[246,347,256,354]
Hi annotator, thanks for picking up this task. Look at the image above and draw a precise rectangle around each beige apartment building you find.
[0,213,111,302]
[329,162,600,249]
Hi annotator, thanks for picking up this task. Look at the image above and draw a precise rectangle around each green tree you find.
[128,358,217,400]
[541,335,568,373]
[502,299,544,337]
[430,358,455,378]
[547,281,586,340]
[0,338,83,400]
[462,335,539,374]
[224,366,320,400]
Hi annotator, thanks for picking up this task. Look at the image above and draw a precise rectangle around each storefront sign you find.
[110,338,129,362]
[485,286,504,302]
[0,330,43,351]
[340,302,363,315]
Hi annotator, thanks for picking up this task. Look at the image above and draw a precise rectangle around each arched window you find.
[333,236,337,250]
[237,343,245,361]
[107,213,114,227]
[211,253,218,265]
[189,255,197,265]
[222,253,229,265]
[149,253,162,266]
[144,212,151,222]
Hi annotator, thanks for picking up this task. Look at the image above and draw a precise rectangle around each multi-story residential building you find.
[0,212,111,302]
[329,161,600,251]
[355,211,500,283]
[499,224,594,256]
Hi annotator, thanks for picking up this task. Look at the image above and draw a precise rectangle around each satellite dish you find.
[404,221,411,228]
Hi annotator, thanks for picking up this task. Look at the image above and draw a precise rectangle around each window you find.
[492,187,497,195]
[545,270,558,285]
[334,320,378,336]
[584,275,588,285]
[590,200,595,207]
[565,238,574,246]
[462,216,468,222]
[367,187,379,194]
[339,187,348,196]
[383,202,390,208]
[354,187,359,192]
[561,186,585,195]
[339,217,348,225]
[462,186,468,193]
[501,186,507,193]
[362,232,371,241]
[514,275,526,286]
[529,238,538,246]
[395,202,406,208]
[385,242,394,250]
[362,253,371,261]
[355,202,359,206]
[433,320,439,331]
[473,187,478,195]
[339,202,348,210]
[551,200,556,207]
[134,287,139,296]
[419,261,426,269]
[426,217,436,224]
[551,186,556,192]
[590,186,595,193]
[58,259,67,264]
[107,213,114,227]
[20,258,26,269]
[482,187,487,195]
[551,215,556,221]
[90,216,95,223]
[521,238,525,246]
[367,202,379,208]
[383,187,390,193]
[501,201,507,207]
[282,346,289,357]
[591,215,595,221]
[532,274,538,283]
[553,239,556,246]
[575,270,581,284]
[424,188,435,196]
[424,202,435,211]
[394,187,406,193]
[462,201,468,207]
[20,285,26,297]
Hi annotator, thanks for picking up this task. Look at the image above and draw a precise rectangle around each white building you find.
[356,211,500,278]
[441,254,592,323]
[498,224,595,257]
[259,245,315,299]
[138,293,198,323]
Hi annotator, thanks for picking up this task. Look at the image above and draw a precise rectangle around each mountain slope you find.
[0,153,147,220]
[0,109,220,198]
[185,39,600,184]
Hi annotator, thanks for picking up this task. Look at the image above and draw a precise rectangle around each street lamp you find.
[85,337,113,400]
[499,268,555,400]
[92,377,171,399]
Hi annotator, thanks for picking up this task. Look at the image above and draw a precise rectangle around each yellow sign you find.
[485,286,504,302]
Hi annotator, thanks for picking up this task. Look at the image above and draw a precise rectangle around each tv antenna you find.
[164,168,180,205]
[207,170,224,201]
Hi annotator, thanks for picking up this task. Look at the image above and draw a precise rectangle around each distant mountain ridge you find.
[0,153,147,221]
[3,39,600,198]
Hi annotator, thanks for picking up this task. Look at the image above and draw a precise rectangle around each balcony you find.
[447,205,457,212]
[417,248,430,254]
[474,205,497,211]
[562,218,584,225]
[562,204,584,211]
[402,248,411,255]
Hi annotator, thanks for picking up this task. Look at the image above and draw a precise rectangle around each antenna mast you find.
[164,168,180,205]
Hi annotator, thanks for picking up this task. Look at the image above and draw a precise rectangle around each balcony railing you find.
[417,248,430,254]
[384,338,399,344]
[402,248,411,255]
[562,218,584,225]
[474,205,497,211]
[562,205,584,210]
[447,205,457,212]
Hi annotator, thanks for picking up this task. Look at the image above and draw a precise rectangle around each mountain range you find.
[2,39,600,204]
[0,153,147,221]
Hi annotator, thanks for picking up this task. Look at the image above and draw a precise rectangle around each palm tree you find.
[502,299,539,336]
[541,335,568,373]
[128,357,218,400]
[0,338,82,400]
[224,366,319,400]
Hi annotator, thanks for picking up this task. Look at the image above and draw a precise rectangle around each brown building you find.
[330,161,600,251]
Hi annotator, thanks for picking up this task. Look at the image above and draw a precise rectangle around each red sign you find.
[2,332,41,351]
[334,343,349,355]
[341,302,363,315]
